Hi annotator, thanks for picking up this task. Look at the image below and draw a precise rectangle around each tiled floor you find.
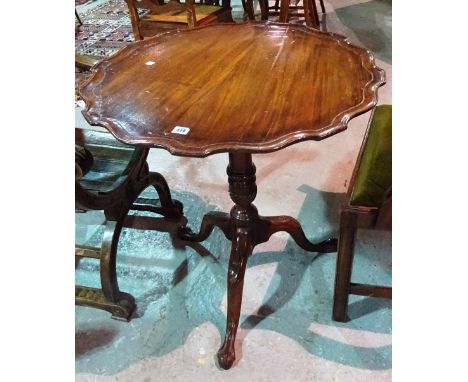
[75,0,392,380]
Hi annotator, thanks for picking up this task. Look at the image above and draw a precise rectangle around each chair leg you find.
[310,0,320,28]
[258,0,269,21]
[100,220,123,303]
[75,8,82,26]
[332,210,357,322]
[127,3,143,41]
[303,0,312,27]
[99,217,136,320]
[246,0,256,21]
[318,0,325,14]
[241,0,252,19]
[279,0,290,23]
[240,0,246,11]
[75,212,136,322]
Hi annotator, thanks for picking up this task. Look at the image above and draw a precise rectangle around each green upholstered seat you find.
[349,105,392,207]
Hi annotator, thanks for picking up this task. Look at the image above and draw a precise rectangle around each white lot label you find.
[171,126,190,135]
[75,100,86,108]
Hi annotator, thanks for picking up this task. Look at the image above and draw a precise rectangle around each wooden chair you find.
[125,0,234,40]
[75,56,183,321]
[332,105,392,322]
[248,0,325,28]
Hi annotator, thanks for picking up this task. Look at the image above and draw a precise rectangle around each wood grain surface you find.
[81,22,385,157]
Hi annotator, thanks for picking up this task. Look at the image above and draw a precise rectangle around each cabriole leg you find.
[217,228,253,369]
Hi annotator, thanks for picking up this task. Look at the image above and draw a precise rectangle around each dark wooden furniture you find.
[80,22,385,368]
[75,53,183,321]
[332,105,392,322]
[245,0,325,28]
[75,128,183,320]
[124,0,233,40]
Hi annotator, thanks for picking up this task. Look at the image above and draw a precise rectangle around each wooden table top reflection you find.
[81,22,384,157]
[80,22,385,370]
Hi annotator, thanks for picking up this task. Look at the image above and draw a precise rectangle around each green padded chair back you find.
[349,105,392,207]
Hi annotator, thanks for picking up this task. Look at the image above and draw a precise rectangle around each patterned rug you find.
[75,0,246,58]
[75,0,140,58]
[75,0,246,100]
[75,0,143,100]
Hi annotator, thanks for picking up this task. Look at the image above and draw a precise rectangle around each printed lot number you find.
[171,126,190,135]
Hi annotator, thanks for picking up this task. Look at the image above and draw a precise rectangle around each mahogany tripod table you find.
[80,22,385,369]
